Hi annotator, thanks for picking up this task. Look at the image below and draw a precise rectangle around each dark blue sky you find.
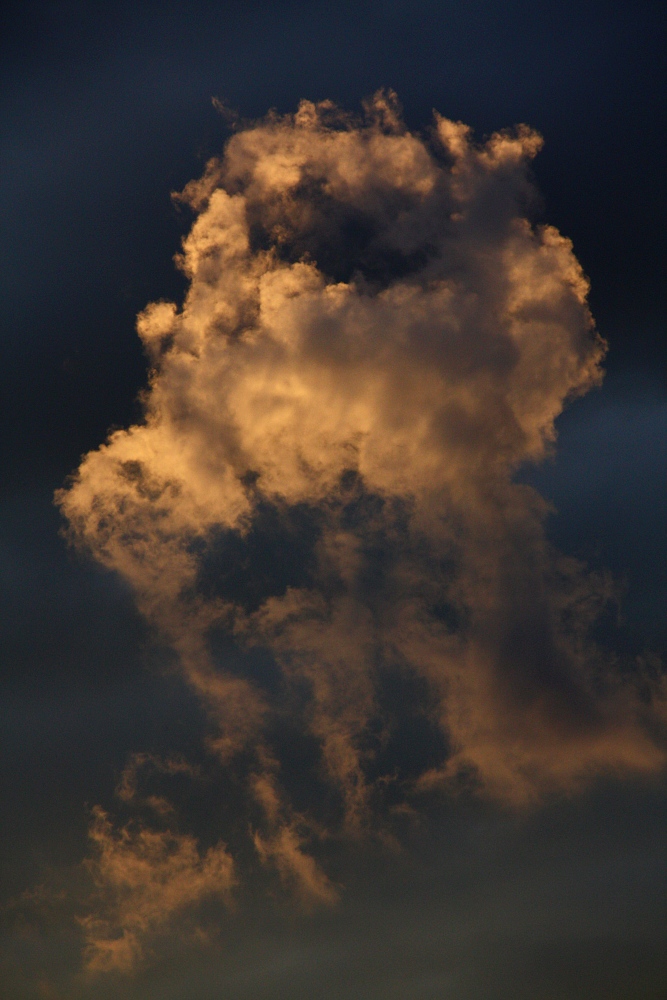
[1,3,665,997]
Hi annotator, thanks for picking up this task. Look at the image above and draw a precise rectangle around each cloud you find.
[250,761,339,909]
[115,752,202,817]
[57,90,666,938]
[80,807,235,973]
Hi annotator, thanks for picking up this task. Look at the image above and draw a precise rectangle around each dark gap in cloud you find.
[264,717,347,831]
[206,631,284,699]
[496,610,597,725]
[245,172,443,288]
[195,497,324,612]
[371,665,450,786]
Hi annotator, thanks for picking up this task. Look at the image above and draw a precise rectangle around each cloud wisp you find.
[80,806,235,973]
[57,91,666,968]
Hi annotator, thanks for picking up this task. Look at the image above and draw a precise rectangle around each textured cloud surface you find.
[81,805,235,973]
[58,92,665,967]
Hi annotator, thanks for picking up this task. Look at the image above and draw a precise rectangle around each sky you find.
[1,2,666,998]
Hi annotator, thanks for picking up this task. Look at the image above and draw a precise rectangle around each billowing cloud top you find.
[57,92,665,969]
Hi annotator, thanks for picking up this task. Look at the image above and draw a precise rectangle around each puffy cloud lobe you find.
[58,91,665,939]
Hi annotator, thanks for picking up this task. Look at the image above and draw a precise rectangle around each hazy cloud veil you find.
[57,91,665,969]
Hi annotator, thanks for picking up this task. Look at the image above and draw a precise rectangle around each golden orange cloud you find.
[80,807,235,973]
[57,91,666,967]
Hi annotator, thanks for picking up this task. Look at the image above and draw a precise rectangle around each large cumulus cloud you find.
[57,91,665,967]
